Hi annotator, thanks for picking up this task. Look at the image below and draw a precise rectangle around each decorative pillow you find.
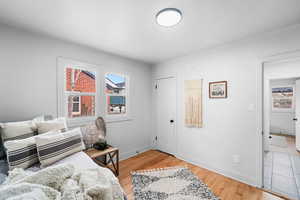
[80,123,105,149]
[0,121,35,142]
[35,117,67,134]
[31,115,54,131]
[4,131,59,170]
[32,115,54,122]
[35,128,85,168]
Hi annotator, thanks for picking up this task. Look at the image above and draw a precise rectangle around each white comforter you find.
[0,152,124,200]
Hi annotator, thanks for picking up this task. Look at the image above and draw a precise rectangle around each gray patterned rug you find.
[131,166,220,200]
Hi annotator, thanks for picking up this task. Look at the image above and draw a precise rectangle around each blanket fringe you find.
[130,166,188,175]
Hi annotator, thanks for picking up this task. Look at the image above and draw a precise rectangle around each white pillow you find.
[35,117,68,134]
[0,120,35,141]
[35,128,85,168]
[4,130,60,170]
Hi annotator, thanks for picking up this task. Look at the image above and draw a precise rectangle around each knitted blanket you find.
[0,163,124,200]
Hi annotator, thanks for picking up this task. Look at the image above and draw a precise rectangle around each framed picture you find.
[209,81,227,98]
[271,86,294,111]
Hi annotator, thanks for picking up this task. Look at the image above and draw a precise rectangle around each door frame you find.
[296,79,300,151]
[154,76,178,156]
[260,53,300,188]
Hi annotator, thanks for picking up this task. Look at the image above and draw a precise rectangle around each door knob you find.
[293,118,298,121]
[170,119,174,123]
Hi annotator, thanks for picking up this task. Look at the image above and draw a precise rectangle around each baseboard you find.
[118,148,259,187]
[119,146,151,161]
[175,153,258,188]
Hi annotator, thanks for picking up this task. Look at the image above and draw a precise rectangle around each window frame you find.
[57,57,101,126]
[105,72,130,119]
[71,94,81,115]
[271,85,295,113]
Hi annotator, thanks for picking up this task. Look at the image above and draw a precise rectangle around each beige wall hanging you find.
[185,79,203,128]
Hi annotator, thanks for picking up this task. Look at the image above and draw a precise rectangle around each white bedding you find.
[2,152,125,200]
[52,151,100,170]
[26,151,100,172]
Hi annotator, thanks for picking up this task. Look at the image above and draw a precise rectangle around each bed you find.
[1,151,127,200]
[27,151,100,172]
[0,116,127,200]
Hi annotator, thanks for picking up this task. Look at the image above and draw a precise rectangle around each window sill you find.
[67,117,96,128]
[271,109,295,113]
[105,117,133,123]
[67,116,133,128]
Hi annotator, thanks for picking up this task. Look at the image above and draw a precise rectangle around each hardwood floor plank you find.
[118,150,284,200]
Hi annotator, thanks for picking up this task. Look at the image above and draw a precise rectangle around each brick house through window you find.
[66,68,96,118]
[65,69,127,118]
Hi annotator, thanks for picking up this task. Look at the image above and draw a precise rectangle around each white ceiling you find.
[0,0,300,64]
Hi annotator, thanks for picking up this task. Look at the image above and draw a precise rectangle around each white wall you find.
[0,24,153,159]
[270,79,296,136]
[152,24,300,186]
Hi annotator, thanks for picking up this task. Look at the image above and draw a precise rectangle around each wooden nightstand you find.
[84,146,119,176]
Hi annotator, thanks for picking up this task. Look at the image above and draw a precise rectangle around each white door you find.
[155,77,176,155]
[296,80,300,150]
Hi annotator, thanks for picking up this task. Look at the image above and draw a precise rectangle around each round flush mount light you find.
[156,8,182,27]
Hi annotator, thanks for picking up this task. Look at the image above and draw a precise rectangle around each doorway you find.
[155,77,176,155]
[263,58,300,199]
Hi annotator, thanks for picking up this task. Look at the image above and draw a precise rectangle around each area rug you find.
[131,166,220,200]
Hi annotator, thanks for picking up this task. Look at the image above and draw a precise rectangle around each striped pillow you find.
[35,128,85,168]
[0,121,35,142]
[4,131,59,170]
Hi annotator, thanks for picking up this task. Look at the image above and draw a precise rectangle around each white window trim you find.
[57,57,101,126]
[105,73,130,122]
[271,84,295,113]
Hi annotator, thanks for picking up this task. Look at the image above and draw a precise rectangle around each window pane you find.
[73,103,80,112]
[105,74,126,95]
[66,68,96,93]
[272,87,293,109]
[68,95,95,118]
[73,96,80,102]
[107,96,126,114]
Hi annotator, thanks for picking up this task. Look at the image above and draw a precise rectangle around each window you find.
[58,58,130,123]
[272,86,294,111]
[58,58,98,123]
[65,67,96,118]
[105,73,127,115]
[71,96,80,114]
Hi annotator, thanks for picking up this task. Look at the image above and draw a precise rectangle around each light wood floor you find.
[119,150,284,200]
[270,134,299,156]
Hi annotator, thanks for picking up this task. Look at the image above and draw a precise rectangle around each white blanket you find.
[0,163,124,200]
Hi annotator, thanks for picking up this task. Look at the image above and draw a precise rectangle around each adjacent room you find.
[1,1,300,200]
[263,60,300,199]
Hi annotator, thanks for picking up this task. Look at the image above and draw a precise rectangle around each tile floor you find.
[264,135,300,200]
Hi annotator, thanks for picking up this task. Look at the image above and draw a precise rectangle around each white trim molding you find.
[57,57,102,127]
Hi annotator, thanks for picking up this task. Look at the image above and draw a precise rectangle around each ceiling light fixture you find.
[156,8,182,27]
